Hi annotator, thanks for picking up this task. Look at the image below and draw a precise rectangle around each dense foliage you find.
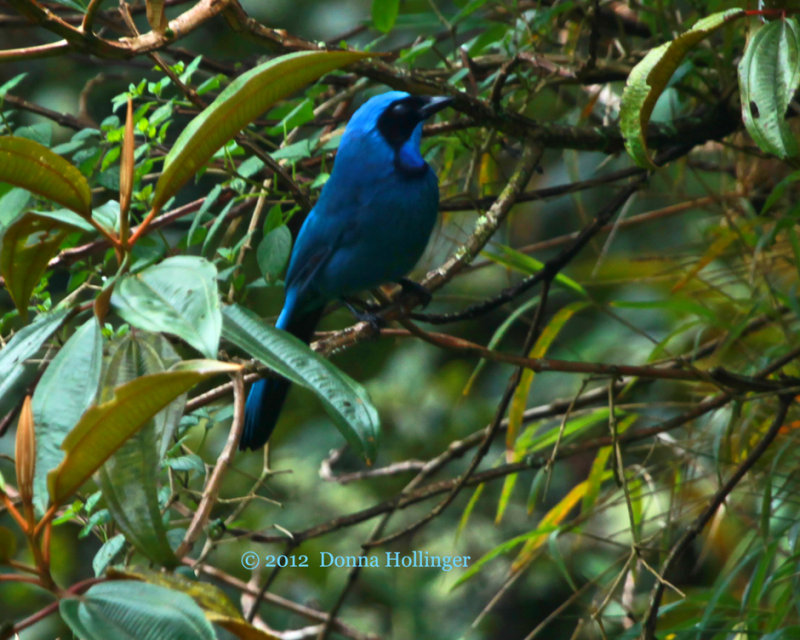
[2,1,800,639]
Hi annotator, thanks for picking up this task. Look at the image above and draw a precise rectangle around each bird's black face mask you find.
[377,95,453,150]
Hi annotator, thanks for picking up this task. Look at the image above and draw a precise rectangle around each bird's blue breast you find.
[284,124,437,312]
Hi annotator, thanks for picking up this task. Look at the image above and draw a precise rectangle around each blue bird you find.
[240,91,452,450]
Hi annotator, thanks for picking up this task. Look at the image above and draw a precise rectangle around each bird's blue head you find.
[337,91,453,177]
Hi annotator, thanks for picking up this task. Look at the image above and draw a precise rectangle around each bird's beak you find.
[419,96,453,119]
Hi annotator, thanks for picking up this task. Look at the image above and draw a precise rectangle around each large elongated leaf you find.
[32,317,103,515]
[151,50,372,212]
[0,213,79,317]
[111,256,222,358]
[0,308,70,418]
[0,136,91,216]
[108,567,281,639]
[47,359,240,505]
[496,301,588,524]
[94,334,185,568]
[59,581,216,640]
[222,303,380,463]
[620,9,744,167]
[738,17,800,159]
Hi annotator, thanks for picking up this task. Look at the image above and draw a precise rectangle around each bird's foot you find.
[398,278,432,308]
[343,299,385,335]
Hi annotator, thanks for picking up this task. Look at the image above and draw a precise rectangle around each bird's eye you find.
[390,103,410,117]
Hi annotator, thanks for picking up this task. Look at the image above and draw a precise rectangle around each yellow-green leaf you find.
[496,301,588,525]
[47,359,241,506]
[0,136,91,216]
[511,472,611,573]
[151,50,372,213]
[620,9,745,167]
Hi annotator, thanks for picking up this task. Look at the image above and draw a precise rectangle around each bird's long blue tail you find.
[240,306,324,450]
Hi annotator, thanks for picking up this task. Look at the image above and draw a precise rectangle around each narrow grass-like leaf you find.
[670,224,748,293]
[151,50,372,212]
[111,256,222,358]
[620,9,745,167]
[47,360,240,505]
[516,409,614,455]
[222,303,379,463]
[483,245,587,296]
[499,299,589,523]
[462,296,539,396]
[511,473,610,572]
[456,483,484,542]
[0,136,91,216]
[582,414,636,514]
[738,17,800,159]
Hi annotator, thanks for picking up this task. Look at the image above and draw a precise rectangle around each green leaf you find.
[0,213,77,317]
[92,533,125,576]
[0,136,92,216]
[222,303,380,463]
[94,333,186,568]
[0,308,69,419]
[372,0,400,32]
[59,581,216,640]
[109,566,241,619]
[0,187,31,235]
[482,245,587,296]
[738,17,800,159]
[151,50,372,212]
[462,296,540,396]
[256,224,291,283]
[0,525,17,562]
[456,483,484,542]
[32,317,103,515]
[620,9,745,167]
[111,256,222,358]
[47,359,240,505]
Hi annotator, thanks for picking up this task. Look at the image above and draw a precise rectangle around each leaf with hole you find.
[738,17,800,159]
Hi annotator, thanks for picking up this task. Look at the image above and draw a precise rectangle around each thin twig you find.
[640,395,794,640]
[176,371,245,558]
